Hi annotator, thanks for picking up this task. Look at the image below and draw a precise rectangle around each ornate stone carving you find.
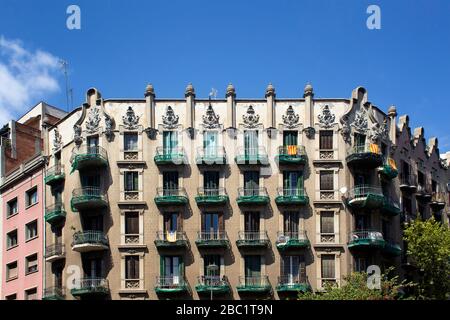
[318,105,336,128]
[351,108,368,134]
[123,106,140,130]
[202,104,220,129]
[243,105,260,129]
[53,129,63,151]
[303,127,315,139]
[86,107,101,133]
[104,113,114,142]
[162,106,179,129]
[340,118,351,143]
[368,120,388,143]
[73,124,83,147]
[282,105,300,129]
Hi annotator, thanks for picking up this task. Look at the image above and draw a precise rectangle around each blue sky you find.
[0,0,449,151]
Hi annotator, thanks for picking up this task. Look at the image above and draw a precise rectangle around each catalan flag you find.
[287,145,297,155]
[369,143,380,154]
[388,158,397,170]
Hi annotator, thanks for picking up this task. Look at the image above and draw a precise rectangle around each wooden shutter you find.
[126,212,139,234]
[319,130,333,149]
[321,255,335,279]
[320,171,334,191]
[320,211,334,234]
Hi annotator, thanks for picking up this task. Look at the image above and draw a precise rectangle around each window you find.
[125,256,139,280]
[7,198,18,217]
[403,196,412,215]
[25,287,38,300]
[244,212,260,232]
[320,171,334,191]
[163,131,178,151]
[321,255,335,280]
[164,212,179,233]
[5,294,16,300]
[26,187,38,207]
[87,135,99,148]
[319,130,333,150]
[203,255,221,277]
[125,171,139,192]
[25,220,38,240]
[244,171,259,195]
[283,131,298,146]
[124,132,138,151]
[125,212,139,235]
[354,133,366,147]
[203,131,218,156]
[244,255,261,281]
[354,257,368,273]
[7,230,18,249]
[163,171,178,190]
[6,261,18,280]
[202,213,223,233]
[283,171,303,195]
[320,211,334,239]
[161,256,183,284]
[244,130,258,156]
[281,255,306,284]
[25,254,38,275]
[284,211,299,234]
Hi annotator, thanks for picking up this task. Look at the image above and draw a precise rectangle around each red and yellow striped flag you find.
[287,145,297,155]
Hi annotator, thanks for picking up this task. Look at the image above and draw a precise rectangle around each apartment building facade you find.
[39,84,449,300]
[0,103,67,300]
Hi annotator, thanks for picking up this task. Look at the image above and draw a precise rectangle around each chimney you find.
[265,83,276,132]
[388,105,397,146]
[226,83,236,130]
[145,84,156,129]
[185,83,195,137]
[304,83,314,133]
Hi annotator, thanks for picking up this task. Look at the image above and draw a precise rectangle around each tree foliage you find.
[403,218,450,299]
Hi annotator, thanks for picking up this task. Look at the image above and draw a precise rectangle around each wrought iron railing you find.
[197,146,226,160]
[155,276,187,288]
[237,231,269,242]
[72,231,109,246]
[72,278,109,291]
[156,231,187,242]
[276,230,308,242]
[156,187,188,197]
[45,243,65,258]
[197,231,229,241]
[348,185,383,199]
[347,143,381,155]
[45,202,65,214]
[276,187,307,197]
[71,145,108,160]
[197,275,229,287]
[197,187,227,197]
[277,275,309,286]
[348,230,384,242]
[72,187,107,200]
[238,276,270,288]
[43,286,65,298]
[277,145,306,157]
[237,187,268,197]
[46,164,65,177]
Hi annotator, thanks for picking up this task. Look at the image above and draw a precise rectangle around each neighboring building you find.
[38,84,449,300]
[0,103,67,300]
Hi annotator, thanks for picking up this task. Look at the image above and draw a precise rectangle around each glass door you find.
[163,131,178,154]
[203,213,220,239]
[163,256,181,285]
[244,171,259,196]
[283,171,303,196]
[204,131,218,158]
[163,171,178,196]
[284,211,299,235]
[244,130,258,158]
[204,171,219,196]
[282,256,302,284]
[244,256,261,286]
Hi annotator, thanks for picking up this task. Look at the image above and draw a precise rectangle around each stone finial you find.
[265,83,276,97]
[145,84,155,97]
[226,83,236,97]
[185,83,195,97]
[388,105,397,117]
[304,83,314,97]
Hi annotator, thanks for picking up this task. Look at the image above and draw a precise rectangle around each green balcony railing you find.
[195,276,231,294]
[43,286,65,300]
[275,187,309,205]
[348,230,385,250]
[195,231,230,248]
[71,231,109,252]
[154,187,188,205]
[154,231,188,248]
[44,244,65,262]
[378,157,398,180]
[416,184,432,202]
[71,278,109,297]
[346,143,383,168]
[195,187,229,205]
[235,146,269,165]
[236,231,270,248]
[71,187,108,212]
[276,231,310,250]
[155,276,188,294]
[347,185,385,209]
[154,147,186,165]
[196,146,227,165]
[70,146,108,172]
[237,187,270,205]
[236,276,271,293]
[44,203,66,225]
[45,164,65,185]
[276,145,307,165]
[276,275,311,293]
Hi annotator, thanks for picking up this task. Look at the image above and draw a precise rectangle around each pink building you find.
[0,102,66,300]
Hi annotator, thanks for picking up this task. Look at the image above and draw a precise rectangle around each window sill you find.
[6,245,18,251]
[25,202,38,210]
[6,213,19,220]
[6,276,18,283]
[25,269,38,276]
[25,236,38,243]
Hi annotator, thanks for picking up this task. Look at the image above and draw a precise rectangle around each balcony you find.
[154,147,186,165]
[195,187,229,205]
[348,230,385,250]
[154,231,188,248]
[45,165,65,186]
[70,146,108,172]
[399,174,418,192]
[383,240,402,257]
[71,278,109,297]
[71,187,108,212]
[346,185,385,210]
[346,143,383,169]
[44,203,66,225]
[415,184,432,202]
[44,244,65,263]
[195,276,231,295]
[276,145,307,165]
[381,196,401,216]
[430,192,446,212]
[236,187,270,205]
[236,276,271,293]
[378,157,398,180]
[235,147,269,165]
[276,276,311,293]
[42,286,65,300]
[71,231,109,253]
[236,231,270,248]
[196,146,227,165]
[154,276,189,294]
[275,188,309,206]
[276,231,310,251]
[195,231,230,248]
[154,188,188,206]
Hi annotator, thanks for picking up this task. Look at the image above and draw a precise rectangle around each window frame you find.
[6,261,18,281]
[7,198,19,218]
[25,253,38,275]
[25,186,38,208]
[6,229,18,249]
[25,220,38,241]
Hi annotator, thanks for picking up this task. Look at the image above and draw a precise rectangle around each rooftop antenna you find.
[59,59,73,112]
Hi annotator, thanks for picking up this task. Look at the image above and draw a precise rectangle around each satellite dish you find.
[339,187,348,195]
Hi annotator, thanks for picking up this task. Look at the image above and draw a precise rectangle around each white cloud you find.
[0,36,61,125]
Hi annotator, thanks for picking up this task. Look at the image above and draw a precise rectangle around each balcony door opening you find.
[164,212,180,233]
[161,256,183,285]
[283,131,298,147]
[244,255,261,285]
[283,171,303,196]
[204,171,219,196]
[83,257,103,279]
[244,130,258,157]
[163,131,178,153]
[244,171,259,196]
[284,211,299,235]
[203,255,221,279]
[281,255,305,285]
[203,131,218,157]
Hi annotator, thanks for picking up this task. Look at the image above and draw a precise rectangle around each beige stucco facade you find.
[42,84,450,300]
